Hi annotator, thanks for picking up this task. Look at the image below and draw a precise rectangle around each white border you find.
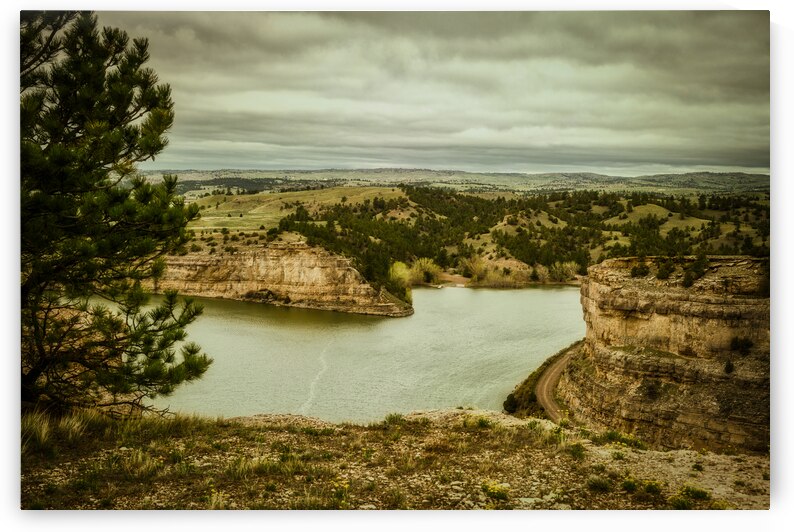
[4,1,791,531]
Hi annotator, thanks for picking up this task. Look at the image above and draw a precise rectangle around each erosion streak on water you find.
[299,341,331,414]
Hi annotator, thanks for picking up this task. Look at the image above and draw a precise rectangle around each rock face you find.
[558,256,769,452]
[155,242,413,317]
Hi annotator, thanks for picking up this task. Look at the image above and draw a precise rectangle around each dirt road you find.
[534,348,576,423]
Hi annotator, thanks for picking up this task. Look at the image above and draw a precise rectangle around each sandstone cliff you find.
[155,242,413,317]
[557,256,769,452]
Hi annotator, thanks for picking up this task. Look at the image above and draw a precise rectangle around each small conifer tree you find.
[21,12,212,412]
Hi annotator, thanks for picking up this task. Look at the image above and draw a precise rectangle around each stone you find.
[155,241,412,317]
[557,256,769,452]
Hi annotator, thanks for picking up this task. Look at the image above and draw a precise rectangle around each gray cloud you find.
[98,11,769,175]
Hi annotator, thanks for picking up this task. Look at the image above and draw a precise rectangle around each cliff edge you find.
[156,241,413,317]
[557,256,769,452]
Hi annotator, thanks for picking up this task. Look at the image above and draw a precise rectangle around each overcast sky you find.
[97,11,769,175]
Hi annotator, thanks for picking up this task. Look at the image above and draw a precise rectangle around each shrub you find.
[656,260,675,280]
[668,486,709,510]
[565,442,586,461]
[482,481,510,501]
[630,263,650,277]
[668,495,694,509]
[388,261,412,297]
[724,360,735,374]
[586,475,612,492]
[592,429,647,450]
[463,415,493,430]
[621,478,637,492]
[459,255,487,281]
[730,337,753,356]
[680,485,710,500]
[550,261,578,282]
[643,481,662,495]
[503,393,518,413]
[682,253,709,287]
[384,488,407,509]
[532,264,550,282]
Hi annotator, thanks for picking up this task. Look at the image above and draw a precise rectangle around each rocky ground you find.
[21,408,769,510]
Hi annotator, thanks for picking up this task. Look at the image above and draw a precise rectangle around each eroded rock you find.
[155,241,413,317]
[558,256,769,452]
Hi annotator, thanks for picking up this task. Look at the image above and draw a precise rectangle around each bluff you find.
[557,256,769,452]
[155,241,413,317]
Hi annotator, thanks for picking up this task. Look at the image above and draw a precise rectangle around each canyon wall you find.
[557,256,769,452]
[155,242,413,317]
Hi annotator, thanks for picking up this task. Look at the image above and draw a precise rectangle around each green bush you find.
[656,260,675,280]
[586,475,612,492]
[503,393,518,413]
[565,442,586,461]
[668,495,694,509]
[630,264,650,277]
[680,485,710,500]
[643,481,662,495]
[482,481,510,501]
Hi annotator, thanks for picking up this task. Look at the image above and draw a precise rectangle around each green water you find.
[153,286,584,422]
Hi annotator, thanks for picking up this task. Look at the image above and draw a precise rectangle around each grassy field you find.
[603,203,674,225]
[189,186,406,232]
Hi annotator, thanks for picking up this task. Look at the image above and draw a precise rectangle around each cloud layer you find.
[98,11,769,175]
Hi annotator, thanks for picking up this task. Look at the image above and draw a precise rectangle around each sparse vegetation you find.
[19,409,768,510]
[667,485,711,509]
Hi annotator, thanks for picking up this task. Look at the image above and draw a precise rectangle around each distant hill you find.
[142,168,769,195]
[628,172,769,192]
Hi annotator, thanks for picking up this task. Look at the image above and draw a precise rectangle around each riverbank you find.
[21,408,769,510]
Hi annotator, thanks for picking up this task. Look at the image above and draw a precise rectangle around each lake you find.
[152,286,584,422]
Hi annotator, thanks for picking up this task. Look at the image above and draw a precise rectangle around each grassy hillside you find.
[189,187,405,231]
[180,185,769,301]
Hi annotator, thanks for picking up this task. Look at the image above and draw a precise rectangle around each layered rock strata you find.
[155,242,413,317]
[557,256,769,452]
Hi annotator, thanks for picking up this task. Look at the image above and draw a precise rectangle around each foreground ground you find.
[21,408,769,510]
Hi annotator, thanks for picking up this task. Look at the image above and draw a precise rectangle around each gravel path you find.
[535,348,575,422]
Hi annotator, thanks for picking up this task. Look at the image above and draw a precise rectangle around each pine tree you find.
[21,12,212,413]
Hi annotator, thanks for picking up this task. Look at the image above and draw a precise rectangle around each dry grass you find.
[20,410,768,510]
